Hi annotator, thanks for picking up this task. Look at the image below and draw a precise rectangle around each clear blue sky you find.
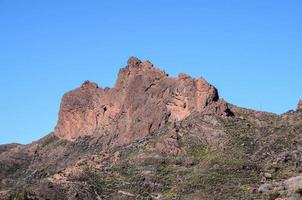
[1,0,301,144]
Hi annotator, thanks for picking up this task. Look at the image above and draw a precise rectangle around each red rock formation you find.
[55,57,231,144]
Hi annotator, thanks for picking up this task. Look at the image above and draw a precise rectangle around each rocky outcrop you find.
[55,57,232,144]
[298,100,302,111]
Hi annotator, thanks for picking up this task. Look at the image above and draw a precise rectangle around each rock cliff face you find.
[55,57,231,143]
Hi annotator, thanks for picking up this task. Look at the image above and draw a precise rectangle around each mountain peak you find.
[81,80,98,89]
[55,58,232,143]
[127,56,142,67]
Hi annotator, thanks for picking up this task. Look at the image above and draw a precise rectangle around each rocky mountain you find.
[55,57,231,144]
[1,57,302,200]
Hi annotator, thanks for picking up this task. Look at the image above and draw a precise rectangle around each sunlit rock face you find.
[55,57,231,145]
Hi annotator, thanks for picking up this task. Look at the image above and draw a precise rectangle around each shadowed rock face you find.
[55,57,231,144]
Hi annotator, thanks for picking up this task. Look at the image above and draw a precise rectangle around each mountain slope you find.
[1,58,302,200]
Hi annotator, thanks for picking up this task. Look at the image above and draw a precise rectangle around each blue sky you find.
[0,0,302,144]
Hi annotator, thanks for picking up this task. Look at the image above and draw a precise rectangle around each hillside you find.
[1,58,302,200]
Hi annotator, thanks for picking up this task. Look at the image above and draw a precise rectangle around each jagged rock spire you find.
[298,100,302,111]
[55,57,231,144]
[127,56,142,67]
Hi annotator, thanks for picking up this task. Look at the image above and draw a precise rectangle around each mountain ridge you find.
[1,58,302,200]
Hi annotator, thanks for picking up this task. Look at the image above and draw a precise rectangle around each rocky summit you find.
[1,58,302,200]
[55,57,231,143]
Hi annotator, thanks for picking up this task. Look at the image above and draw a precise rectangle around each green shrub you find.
[9,191,28,200]
[268,192,280,200]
